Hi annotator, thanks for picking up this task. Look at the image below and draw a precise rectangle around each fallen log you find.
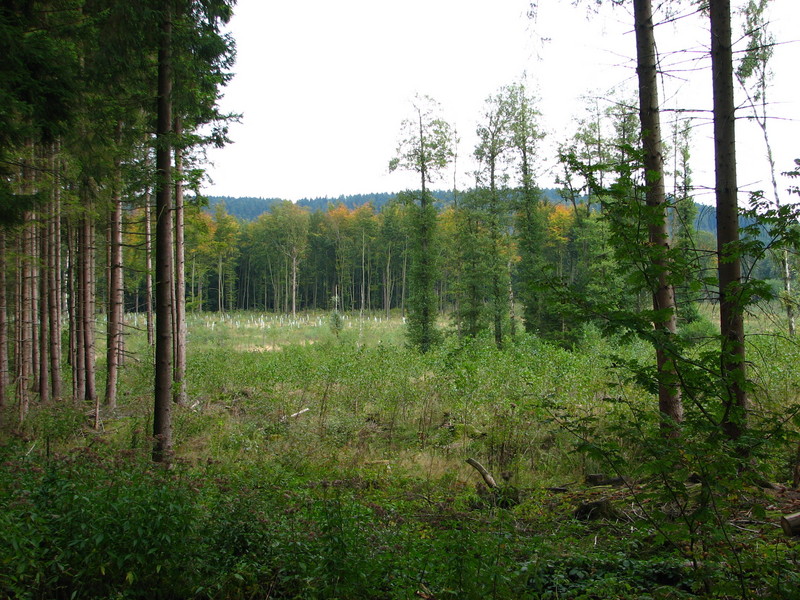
[280,408,310,422]
[466,457,497,489]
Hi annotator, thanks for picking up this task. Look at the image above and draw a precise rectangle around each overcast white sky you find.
[202,0,800,205]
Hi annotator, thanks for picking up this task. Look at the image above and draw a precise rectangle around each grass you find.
[2,308,800,598]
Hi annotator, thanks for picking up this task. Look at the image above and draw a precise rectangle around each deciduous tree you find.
[389,95,454,352]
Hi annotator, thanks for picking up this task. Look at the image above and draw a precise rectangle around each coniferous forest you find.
[2,1,800,598]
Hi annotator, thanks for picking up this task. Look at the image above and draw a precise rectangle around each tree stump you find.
[780,511,800,537]
[574,498,617,521]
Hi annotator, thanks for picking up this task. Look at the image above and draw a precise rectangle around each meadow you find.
[2,309,799,599]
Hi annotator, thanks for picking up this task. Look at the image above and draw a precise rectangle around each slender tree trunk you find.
[710,0,747,441]
[38,210,50,404]
[756,87,794,335]
[291,254,298,319]
[0,231,8,415]
[17,173,34,420]
[508,259,517,337]
[68,220,84,402]
[367,252,372,310]
[401,238,407,317]
[218,256,224,312]
[81,197,98,424]
[284,257,289,314]
[153,4,174,463]
[384,245,392,319]
[633,0,682,428]
[30,209,40,399]
[49,147,62,399]
[145,197,154,346]
[360,231,366,317]
[105,129,124,410]
[173,117,187,405]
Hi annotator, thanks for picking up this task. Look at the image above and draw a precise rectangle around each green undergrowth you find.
[2,312,800,598]
[1,443,797,599]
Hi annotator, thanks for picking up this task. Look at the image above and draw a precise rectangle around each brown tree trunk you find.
[710,0,747,441]
[17,163,35,421]
[38,206,50,404]
[173,117,187,405]
[49,146,62,399]
[153,4,174,463]
[81,195,98,423]
[30,210,40,399]
[68,220,84,402]
[633,0,682,429]
[0,231,8,415]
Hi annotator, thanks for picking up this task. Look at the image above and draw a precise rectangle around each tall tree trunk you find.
[17,168,34,421]
[0,232,8,416]
[710,0,747,441]
[360,231,366,317]
[145,196,154,346]
[173,117,187,405]
[68,220,84,402]
[153,4,174,463]
[284,257,289,314]
[38,207,50,404]
[508,259,517,337]
[401,238,407,317]
[291,254,298,319]
[30,210,40,399]
[384,245,392,319]
[81,197,98,425]
[633,0,682,429]
[49,146,62,399]
[105,150,124,410]
[218,256,224,312]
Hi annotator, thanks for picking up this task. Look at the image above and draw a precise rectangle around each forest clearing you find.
[4,0,800,597]
[2,309,800,598]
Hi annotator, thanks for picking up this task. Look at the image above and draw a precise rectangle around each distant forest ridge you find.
[206,189,561,218]
[205,190,723,235]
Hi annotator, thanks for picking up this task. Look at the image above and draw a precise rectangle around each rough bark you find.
[17,163,34,421]
[48,148,62,399]
[81,196,98,425]
[710,0,747,441]
[0,232,8,414]
[68,220,84,402]
[633,0,683,428]
[38,204,50,404]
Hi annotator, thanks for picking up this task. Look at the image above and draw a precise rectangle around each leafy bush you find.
[0,449,199,599]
